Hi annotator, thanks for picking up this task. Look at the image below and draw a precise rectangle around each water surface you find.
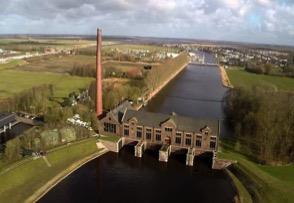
[40,61,236,203]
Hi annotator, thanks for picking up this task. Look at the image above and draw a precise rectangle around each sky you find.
[0,0,294,46]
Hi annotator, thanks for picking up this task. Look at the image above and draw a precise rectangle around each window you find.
[185,138,191,146]
[210,136,217,141]
[104,123,116,133]
[124,125,129,136]
[155,130,161,141]
[196,140,202,147]
[146,128,152,140]
[175,132,182,144]
[175,137,181,144]
[195,135,202,147]
[205,131,209,135]
[124,129,129,136]
[165,127,172,132]
[210,141,216,149]
[210,136,216,149]
[156,134,161,141]
[137,127,142,138]
[186,133,192,138]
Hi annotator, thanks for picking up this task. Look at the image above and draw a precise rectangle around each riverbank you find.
[135,55,189,110]
[219,138,294,203]
[0,137,107,203]
[219,65,233,88]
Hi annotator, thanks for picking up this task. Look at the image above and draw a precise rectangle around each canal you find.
[39,63,236,203]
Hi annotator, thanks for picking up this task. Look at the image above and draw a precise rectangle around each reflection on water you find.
[40,62,236,203]
[40,146,236,203]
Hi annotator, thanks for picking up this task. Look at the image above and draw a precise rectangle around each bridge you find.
[189,62,218,66]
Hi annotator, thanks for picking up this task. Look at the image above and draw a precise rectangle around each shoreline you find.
[219,65,233,88]
[136,61,189,110]
[25,148,109,203]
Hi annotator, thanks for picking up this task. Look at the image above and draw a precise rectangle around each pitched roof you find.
[110,100,134,122]
[122,109,219,135]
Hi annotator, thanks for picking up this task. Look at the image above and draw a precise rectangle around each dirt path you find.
[219,65,233,88]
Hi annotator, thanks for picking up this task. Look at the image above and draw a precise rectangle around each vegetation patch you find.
[0,138,100,203]
[0,70,93,99]
[219,139,294,203]
[226,68,294,91]
[99,135,120,143]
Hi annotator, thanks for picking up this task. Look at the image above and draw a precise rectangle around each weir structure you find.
[96,28,103,117]
[95,29,221,168]
[99,101,220,168]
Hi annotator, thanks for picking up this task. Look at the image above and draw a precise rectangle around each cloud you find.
[0,0,293,45]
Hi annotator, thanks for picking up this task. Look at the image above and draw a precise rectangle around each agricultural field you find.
[0,38,95,52]
[0,70,93,99]
[16,55,95,73]
[226,68,294,91]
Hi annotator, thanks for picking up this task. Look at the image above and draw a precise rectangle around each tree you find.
[4,137,22,163]
[90,113,99,132]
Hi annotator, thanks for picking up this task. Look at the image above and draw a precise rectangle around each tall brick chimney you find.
[96,28,103,117]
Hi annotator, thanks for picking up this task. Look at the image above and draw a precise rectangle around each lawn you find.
[0,138,101,203]
[219,139,294,203]
[226,68,294,91]
[0,59,26,70]
[99,134,120,142]
[0,70,94,99]
[16,54,96,73]
[0,38,94,52]
[104,43,169,52]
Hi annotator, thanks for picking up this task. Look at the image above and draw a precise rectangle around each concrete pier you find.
[134,141,146,158]
[159,144,171,162]
[186,148,196,166]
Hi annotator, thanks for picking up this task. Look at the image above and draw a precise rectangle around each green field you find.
[17,55,96,73]
[0,38,95,52]
[226,68,294,91]
[0,138,101,203]
[99,134,120,142]
[219,139,294,203]
[0,69,93,99]
[104,43,171,52]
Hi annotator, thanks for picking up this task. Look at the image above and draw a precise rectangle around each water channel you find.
[39,60,236,203]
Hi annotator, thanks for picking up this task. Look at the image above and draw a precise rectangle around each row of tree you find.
[0,84,54,114]
[245,61,294,77]
[88,79,144,110]
[3,124,92,163]
[224,85,294,164]
[145,53,189,93]
[69,63,96,77]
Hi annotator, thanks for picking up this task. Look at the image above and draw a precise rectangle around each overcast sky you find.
[1,0,294,45]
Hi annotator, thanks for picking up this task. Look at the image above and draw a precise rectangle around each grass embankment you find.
[219,139,294,203]
[226,68,294,91]
[226,169,252,203]
[145,52,189,102]
[0,69,93,99]
[0,138,101,203]
[99,135,120,142]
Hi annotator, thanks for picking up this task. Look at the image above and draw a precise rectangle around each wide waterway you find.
[39,60,236,203]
